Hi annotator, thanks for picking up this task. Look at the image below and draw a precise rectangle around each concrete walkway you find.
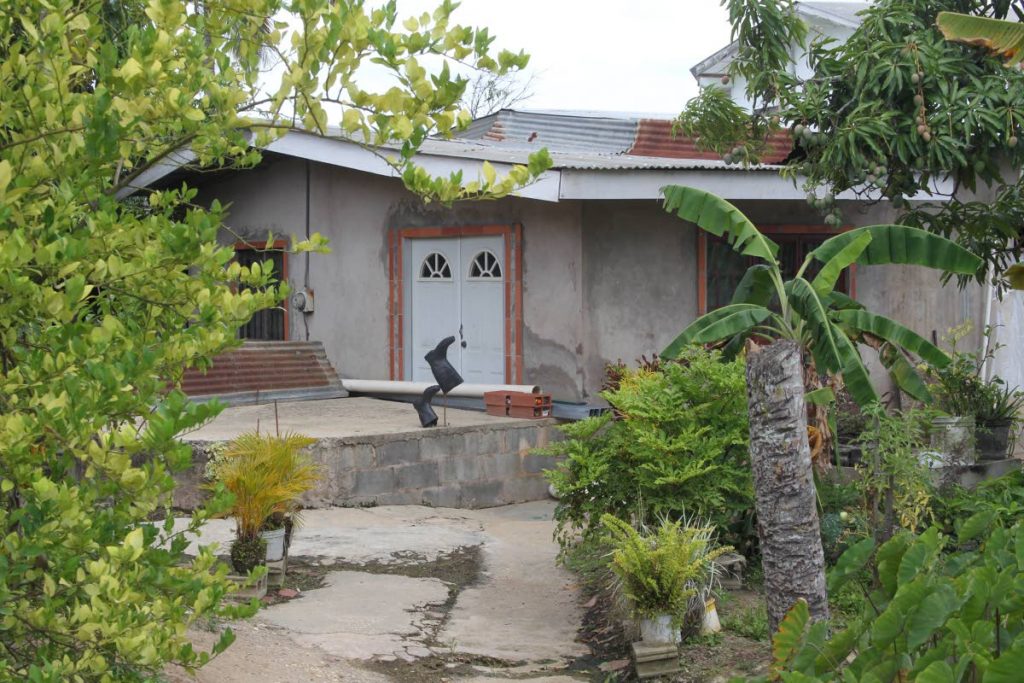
[165,502,589,682]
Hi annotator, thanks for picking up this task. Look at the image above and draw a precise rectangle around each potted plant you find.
[601,513,729,645]
[975,379,1024,461]
[207,431,320,574]
[927,351,986,467]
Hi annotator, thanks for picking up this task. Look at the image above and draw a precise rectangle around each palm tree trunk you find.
[745,339,830,632]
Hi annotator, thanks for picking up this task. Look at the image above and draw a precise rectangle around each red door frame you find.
[388,225,524,383]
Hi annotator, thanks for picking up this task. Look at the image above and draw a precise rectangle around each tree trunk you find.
[745,339,830,633]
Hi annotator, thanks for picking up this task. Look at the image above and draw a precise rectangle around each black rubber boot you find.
[414,384,442,428]
[424,335,464,393]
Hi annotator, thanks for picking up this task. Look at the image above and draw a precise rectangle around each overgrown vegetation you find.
[750,511,1024,681]
[542,347,755,555]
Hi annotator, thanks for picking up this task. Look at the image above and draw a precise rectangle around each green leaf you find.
[771,599,810,672]
[831,310,949,367]
[984,640,1024,683]
[917,661,955,683]
[788,277,841,373]
[907,584,960,650]
[661,185,780,262]
[804,387,835,407]
[937,12,1024,67]
[661,304,772,358]
[879,346,932,403]
[876,533,912,596]
[811,225,983,275]
[730,264,775,307]
[833,327,879,407]
[811,231,872,297]
[827,536,875,593]
[959,510,997,542]
[897,528,941,586]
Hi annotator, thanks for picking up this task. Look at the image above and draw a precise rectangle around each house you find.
[147,106,994,405]
[146,0,1021,405]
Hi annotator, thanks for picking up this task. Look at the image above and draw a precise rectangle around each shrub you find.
[542,347,754,553]
[747,513,1024,681]
[601,514,730,629]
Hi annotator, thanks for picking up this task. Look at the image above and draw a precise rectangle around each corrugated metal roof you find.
[415,137,782,172]
[629,120,792,164]
[456,109,638,154]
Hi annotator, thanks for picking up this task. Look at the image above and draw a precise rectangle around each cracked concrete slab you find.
[260,571,449,660]
[440,501,587,666]
[165,501,587,682]
[173,505,486,564]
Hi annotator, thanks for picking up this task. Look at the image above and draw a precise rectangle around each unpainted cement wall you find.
[176,420,561,510]
[196,160,992,402]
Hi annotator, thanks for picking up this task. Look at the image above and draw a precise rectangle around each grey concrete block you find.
[418,433,465,461]
[439,456,482,483]
[466,429,507,456]
[396,461,440,490]
[339,444,376,469]
[522,453,557,475]
[377,439,421,466]
[352,468,397,496]
[478,452,522,480]
[500,476,552,504]
[459,480,504,508]
[420,486,462,509]
[373,490,427,506]
[513,428,540,454]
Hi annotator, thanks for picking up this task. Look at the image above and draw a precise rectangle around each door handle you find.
[459,324,467,348]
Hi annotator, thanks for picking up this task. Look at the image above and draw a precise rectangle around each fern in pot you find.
[207,431,320,573]
[601,513,730,644]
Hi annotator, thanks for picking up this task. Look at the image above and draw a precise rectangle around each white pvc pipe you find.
[341,379,540,397]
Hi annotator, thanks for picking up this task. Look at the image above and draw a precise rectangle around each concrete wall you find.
[195,159,992,403]
[177,421,561,510]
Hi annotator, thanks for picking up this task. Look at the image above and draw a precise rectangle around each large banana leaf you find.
[831,309,949,368]
[824,291,864,310]
[937,11,1024,66]
[810,225,983,275]
[662,185,780,262]
[833,329,880,406]
[787,277,841,374]
[730,264,775,306]
[811,231,872,297]
[878,344,932,403]
[661,303,772,358]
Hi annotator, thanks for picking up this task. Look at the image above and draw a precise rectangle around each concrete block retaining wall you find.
[175,420,563,510]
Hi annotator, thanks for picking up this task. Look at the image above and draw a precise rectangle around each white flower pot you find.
[928,416,976,467]
[701,598,721,634]
[639,614,680,644]
[261,527,287,562]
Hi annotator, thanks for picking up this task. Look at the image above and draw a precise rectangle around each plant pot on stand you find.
[262,525,288,587]
[927,415,976,468]
[976,419,1013,461]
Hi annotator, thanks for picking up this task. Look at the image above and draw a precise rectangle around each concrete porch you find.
[175,397,562,510]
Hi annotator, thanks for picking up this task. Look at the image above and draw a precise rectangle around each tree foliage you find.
[677,0,1024,286]
[0,0,547,679]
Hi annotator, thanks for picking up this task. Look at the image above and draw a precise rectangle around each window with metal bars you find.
[706,232,851,312]
[235,245,287,341]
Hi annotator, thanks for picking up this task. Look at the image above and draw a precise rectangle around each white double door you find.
[409,236,506,385]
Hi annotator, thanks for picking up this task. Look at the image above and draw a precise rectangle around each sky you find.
[389,0,734,116]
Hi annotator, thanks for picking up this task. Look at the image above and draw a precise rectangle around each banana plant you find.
[660,185,984,407]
